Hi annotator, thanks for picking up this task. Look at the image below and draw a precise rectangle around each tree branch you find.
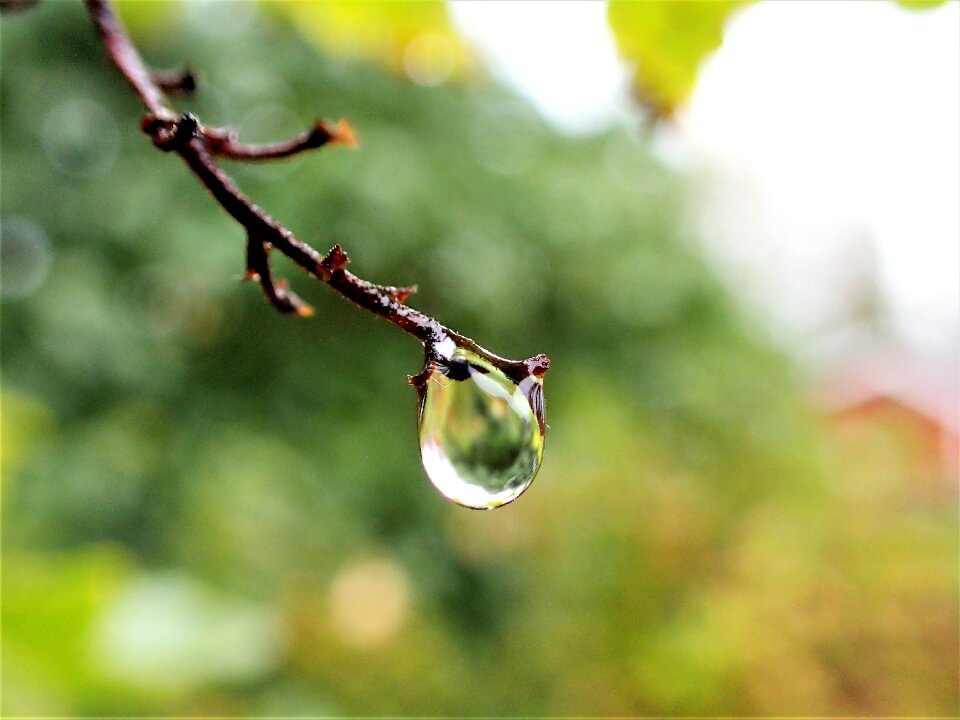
[81,0,548,382]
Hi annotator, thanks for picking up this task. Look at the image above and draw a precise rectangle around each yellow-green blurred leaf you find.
[268,1,469,84]
[608,0,752,118]
[896,0,948,9]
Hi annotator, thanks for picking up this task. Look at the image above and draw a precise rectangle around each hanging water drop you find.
[415,342,547,510]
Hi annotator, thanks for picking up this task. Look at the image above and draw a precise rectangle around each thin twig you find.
[82,0,548,382]
[204,119,357,161]
[244,232,314,317]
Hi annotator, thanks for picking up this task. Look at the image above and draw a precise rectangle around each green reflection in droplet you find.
[417,347,545,510]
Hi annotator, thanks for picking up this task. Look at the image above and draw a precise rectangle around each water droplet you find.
[416,345,546,510]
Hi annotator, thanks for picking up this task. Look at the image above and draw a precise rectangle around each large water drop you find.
[416,345,546,510]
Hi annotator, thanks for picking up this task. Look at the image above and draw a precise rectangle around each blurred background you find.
[1,0,957,715]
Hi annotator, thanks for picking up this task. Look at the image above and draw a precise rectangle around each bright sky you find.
[451,0,960,356]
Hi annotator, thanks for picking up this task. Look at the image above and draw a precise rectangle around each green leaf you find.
[608,0,752,118]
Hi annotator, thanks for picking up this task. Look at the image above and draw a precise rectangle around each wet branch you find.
[82,0,549,383]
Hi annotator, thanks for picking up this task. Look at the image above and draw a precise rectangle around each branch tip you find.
[273,278,314,317]
[294,303,315,318]
[326,118,358,148]
[152,66,196,95]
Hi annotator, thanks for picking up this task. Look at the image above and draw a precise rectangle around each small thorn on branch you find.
[320,244,349,278]
[324,118,358,148]
[202,118,358,162]
[151,66,197,95]
[381,284,418,303]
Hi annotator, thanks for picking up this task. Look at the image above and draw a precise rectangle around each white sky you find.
[451,0,960,355]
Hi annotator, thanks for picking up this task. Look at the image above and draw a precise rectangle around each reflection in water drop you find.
[417,346,545,510]
[42,98,119,177]
[0,218,52,300]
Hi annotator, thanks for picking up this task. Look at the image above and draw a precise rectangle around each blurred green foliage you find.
[1,1,956,716]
